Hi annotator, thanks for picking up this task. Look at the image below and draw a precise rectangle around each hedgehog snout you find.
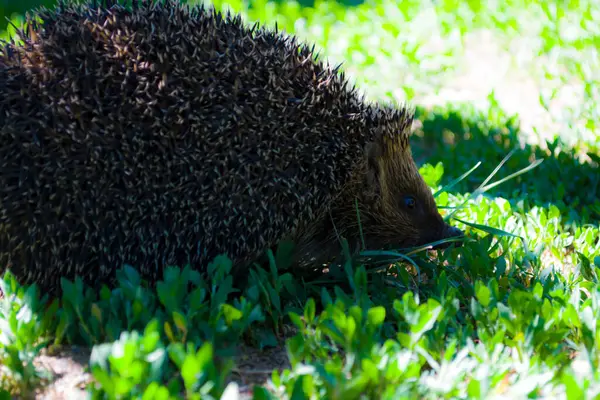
[445,225,463,238]
[434,224,464,249]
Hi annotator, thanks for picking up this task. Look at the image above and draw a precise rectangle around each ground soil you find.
[24,342,291,399]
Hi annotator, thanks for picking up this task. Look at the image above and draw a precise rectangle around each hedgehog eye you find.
[403,195,416,210]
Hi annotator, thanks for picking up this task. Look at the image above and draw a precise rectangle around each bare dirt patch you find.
[31,346,91,400]
[231,343,291,398]
[29,340,292,399]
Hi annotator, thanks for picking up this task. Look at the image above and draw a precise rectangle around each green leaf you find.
[256,329,278,349]
[304,298,316,325]
[275,240,296,271]
[420,161,444,188]
[467,378,481,398]
[253,386,274,400]
[290,375,310,400]
[577,252,597,282]
[411,303,442,344]
[172,311,188,335]
[167,343,186,369]
[288,312,304,330]
[181,355,201,391]
[221,304,243,326]
[563,370,584,400]
[367,306,386,327]
[475,283,491,307]
[164,321,176,343]
[91,303,103,324]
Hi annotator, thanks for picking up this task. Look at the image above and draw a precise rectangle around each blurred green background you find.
[1,0,54,28]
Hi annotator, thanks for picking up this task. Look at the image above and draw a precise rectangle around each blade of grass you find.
[433,161,482,198]
[358,250,422,282]
[445,152,544,221]
[478,148,517,190]
[355,198,366,251]
[403,236,471,256]
[452,217,529,253]
[478,158,545,192]
[444,150,516,220]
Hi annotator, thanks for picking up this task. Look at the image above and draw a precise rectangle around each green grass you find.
[0,0,599,398]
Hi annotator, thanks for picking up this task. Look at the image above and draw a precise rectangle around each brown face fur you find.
[291,111,463,268]
[355,133,460,249]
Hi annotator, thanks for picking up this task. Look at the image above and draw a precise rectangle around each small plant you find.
[0,272,57,397]
[88,319,237,399]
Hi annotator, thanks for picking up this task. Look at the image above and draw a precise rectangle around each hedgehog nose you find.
[436,225,464,249]
[446,225,463,238]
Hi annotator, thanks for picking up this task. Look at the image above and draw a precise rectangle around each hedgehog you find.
[0,0,463,294]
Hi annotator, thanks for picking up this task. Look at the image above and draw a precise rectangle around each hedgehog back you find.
[0,1,374,289]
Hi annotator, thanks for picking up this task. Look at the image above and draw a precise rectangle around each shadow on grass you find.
[411,104,600,227]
